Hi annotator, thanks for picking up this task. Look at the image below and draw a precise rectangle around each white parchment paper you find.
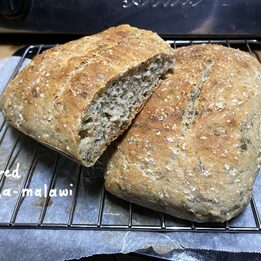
[0,56,260,261]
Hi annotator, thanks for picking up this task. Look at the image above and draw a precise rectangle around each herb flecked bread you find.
[105,44,261,223]
[0,25,174,167]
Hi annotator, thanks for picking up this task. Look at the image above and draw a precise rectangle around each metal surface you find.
[0,39,260,233]
[0,0,260,36]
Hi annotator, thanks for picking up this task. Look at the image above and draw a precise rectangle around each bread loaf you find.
[0,25,174,167]
[105,44,261,223]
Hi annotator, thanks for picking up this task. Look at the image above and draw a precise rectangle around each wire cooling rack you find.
[0,39,260,233]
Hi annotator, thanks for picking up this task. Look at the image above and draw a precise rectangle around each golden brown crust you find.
[105,44,261,223]
[0,24,173,165]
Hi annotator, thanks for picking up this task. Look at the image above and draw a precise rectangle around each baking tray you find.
[0,39,260,233]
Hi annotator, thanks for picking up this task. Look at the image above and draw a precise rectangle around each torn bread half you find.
[0,24,174,167]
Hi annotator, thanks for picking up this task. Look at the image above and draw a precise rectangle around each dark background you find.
[0,0,260,37]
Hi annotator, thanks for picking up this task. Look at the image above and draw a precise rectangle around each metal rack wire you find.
[0,39,260,233]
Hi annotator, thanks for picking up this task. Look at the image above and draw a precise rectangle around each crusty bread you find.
[105,44,261,223]
[0,24,174,167]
